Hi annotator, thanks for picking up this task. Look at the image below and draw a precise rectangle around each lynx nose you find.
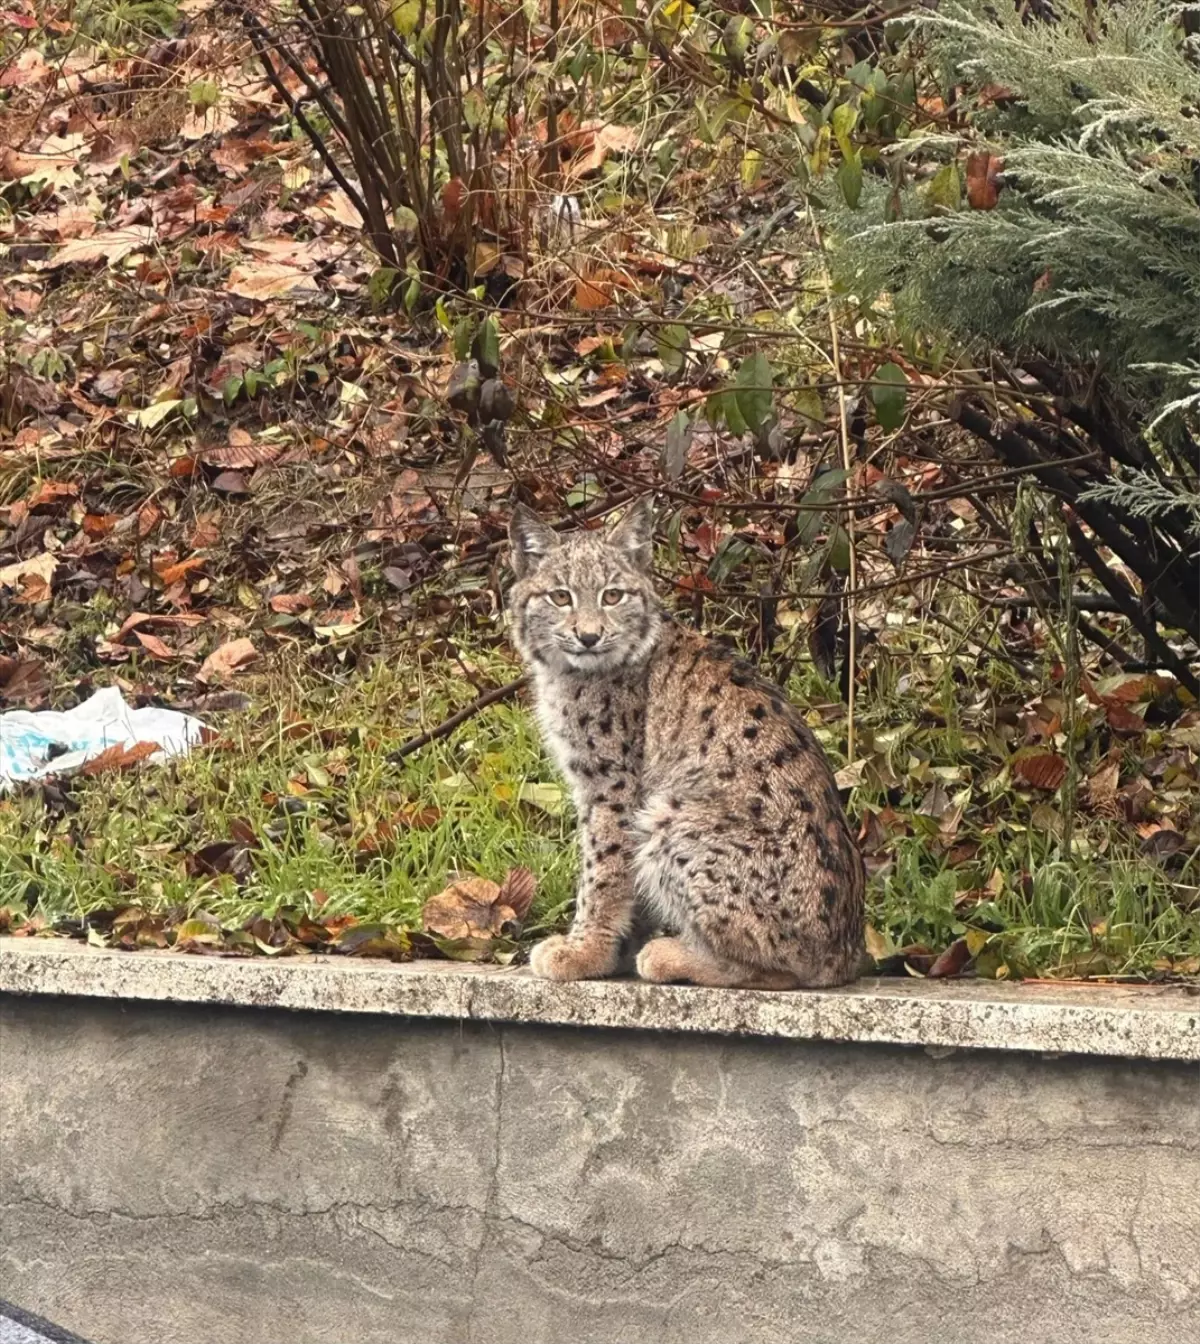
[577,631,601,649]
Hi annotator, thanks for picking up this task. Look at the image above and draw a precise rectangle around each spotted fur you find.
[507,498,864,989]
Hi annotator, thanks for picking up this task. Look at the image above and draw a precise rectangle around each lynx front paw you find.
[529,934,618,982]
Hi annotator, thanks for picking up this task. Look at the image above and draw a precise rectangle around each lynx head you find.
[508,497,662,674]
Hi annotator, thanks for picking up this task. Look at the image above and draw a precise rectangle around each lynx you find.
[508,498,864,990]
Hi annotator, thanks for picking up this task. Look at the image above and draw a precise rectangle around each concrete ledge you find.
[1,937,1197,1060]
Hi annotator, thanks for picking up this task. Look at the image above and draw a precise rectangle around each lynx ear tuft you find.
[509,504,561,578]
[607,496,655,571]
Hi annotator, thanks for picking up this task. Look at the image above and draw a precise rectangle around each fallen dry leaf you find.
[421,874,525,942]
[79,741,160,776]
[198,637,259,683]
[48,227,156,268]
[224,263,320,300]
[154,555,206,586]
[0,552,56,599]
[133,630,177,660]
[1013,752,1068,791]
[269,593,313,614]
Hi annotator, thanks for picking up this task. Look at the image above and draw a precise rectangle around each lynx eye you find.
[547,588,573,607]
[601,589,626,607]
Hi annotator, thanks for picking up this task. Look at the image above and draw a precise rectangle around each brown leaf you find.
[0,552,56,601]
[137,501,164,538]
[442,177,468,224]
[332,922,411,960]
[1086,759,1120,816]
[927,937,972,979]
[79,740,160,776]
[421,876,522,942]
[1104,674,1173,704]
[496,866,537,921]
[200,441,282,469]
[0,655,48,705]
[965,152,1002,210]
[154,555,206,586]
[395,804,443,830]
[269,593,313,614]
[575,276,615,310]
[189,514,222,549]
[114,610,206,642]
[225,263,319,300]
[133,630,176,660]
[83,512,121,538]
[48,226,156,268]
[1012,752,1067,791]
[187,840,252,879]
[198,637,258,684]
[211,470,250,495]
[27,479,79,509]
[1103,700,1146,735]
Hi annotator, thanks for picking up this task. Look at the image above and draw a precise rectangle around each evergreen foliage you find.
[834,0,1200,430]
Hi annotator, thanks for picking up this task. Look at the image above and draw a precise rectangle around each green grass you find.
[0,650,576,941]
[3,634,1197,979]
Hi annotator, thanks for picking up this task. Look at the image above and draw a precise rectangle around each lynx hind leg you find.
[633,795,848,990]
[636,936,801,990]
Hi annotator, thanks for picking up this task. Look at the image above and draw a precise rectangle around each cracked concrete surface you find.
[2,996,1197,1344]
[1,940,1198,1059]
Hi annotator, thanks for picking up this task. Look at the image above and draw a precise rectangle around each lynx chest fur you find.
[508,498,864,990]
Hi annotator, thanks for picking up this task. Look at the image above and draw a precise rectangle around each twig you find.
[231,4,375,241]
[1066,523,1199,697]
[810,206,858,760]
[388,677,527,761]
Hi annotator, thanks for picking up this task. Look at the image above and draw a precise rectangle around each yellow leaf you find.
[864,924,893,960]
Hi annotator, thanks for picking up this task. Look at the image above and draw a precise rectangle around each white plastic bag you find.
[0,686,205,790]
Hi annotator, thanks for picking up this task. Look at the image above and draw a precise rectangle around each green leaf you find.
[656,324,690,375]
[927,162,961,213]
[740,148,763,191]
[565,474,603,509]
[734,351,774,434]
[393,205,419,237]
[836,150,863,209]
[188,79,220,110]
[368,266,399,308]
[794,384,824,428]
[473,315,501,378]
[130,398,182,430]
[723,15,754,63]
[390,0,421,35]
[827,524,851,573]
[708,535,751,584]
[831,101,858,158]
[463,86,488,132]
[871,362,907,431]
[794,467,849,545]
[721,387,749,436]
[518,782,565,815]
[174,919,222,945]
[453,317,476,362]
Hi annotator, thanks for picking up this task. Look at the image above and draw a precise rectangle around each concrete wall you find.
[2,992,1198,1344]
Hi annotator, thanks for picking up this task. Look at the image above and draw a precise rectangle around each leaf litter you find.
[0,3,1196,982]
